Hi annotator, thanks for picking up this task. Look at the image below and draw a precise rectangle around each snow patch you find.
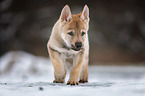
[0,51,145,96]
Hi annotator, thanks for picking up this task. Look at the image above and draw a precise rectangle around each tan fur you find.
[47,5,90,85]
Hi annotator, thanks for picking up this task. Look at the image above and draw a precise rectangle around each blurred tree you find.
[0,0,145,64]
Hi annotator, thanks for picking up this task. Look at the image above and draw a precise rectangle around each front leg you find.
[67,52,84,85]
[79,54,89,83]
[49,47,67,83]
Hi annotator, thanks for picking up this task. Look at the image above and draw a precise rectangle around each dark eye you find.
[81,32,85,36]
[68,32,74,36]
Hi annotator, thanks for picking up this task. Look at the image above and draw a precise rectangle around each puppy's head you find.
[60,5,89,51]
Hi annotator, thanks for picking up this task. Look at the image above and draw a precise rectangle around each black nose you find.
[75,42,82,49]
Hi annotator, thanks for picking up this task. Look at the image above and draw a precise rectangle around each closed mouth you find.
[71,44,83,51]
[71,47,83,51]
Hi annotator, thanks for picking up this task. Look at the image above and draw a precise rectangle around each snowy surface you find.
[0,51,145,96]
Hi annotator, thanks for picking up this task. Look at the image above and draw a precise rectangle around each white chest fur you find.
[61,50,80,58]
[55,46,80,58]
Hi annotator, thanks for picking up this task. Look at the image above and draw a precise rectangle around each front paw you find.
[67,81,79,85]
[53,80,64,83]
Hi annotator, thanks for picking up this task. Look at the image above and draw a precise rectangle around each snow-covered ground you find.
[0,51,145,96]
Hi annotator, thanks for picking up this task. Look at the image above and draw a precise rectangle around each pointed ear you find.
[60,5,72,22]
[81,5,89,22]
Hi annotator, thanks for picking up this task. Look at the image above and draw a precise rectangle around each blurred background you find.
[1,1,145,95]
[1,0,145,65]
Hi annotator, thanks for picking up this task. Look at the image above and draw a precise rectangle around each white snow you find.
[0,51,145,96]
